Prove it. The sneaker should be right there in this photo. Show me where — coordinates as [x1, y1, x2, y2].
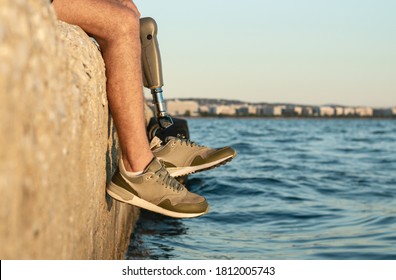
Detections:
[107, 157, 209, 218]
[150, 135, 237, 178]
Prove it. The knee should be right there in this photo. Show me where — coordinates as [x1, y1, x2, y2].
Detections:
[106, 8, 140, 42]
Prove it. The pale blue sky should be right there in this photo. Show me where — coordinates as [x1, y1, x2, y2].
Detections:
[135, 0, 396, 107]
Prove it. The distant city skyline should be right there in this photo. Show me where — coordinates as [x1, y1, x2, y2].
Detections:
[162, 97, 395, 108]
[137, 0, 395, 108]
[161, 98, 396, 118]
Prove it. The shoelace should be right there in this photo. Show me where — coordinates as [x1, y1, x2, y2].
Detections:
[154, 164, 184, 192]
[175, 134, 201, 147]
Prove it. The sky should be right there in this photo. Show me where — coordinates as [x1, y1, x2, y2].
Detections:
[135, 0, 396, 107]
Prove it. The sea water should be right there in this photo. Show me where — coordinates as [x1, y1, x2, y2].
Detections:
[126, 118, 396, 260]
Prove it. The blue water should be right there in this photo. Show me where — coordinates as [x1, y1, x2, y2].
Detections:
[126, 118, 396, 260]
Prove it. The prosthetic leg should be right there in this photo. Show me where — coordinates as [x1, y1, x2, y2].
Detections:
[139, 18, 235, 184]
[140, 18, 190, 144]
[140, 17, 173, 130]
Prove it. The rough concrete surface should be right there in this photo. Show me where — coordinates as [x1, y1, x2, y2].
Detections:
[0, 0, 141, 259]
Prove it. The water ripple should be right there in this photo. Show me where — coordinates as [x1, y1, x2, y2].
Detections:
[127, 119, 396, 260]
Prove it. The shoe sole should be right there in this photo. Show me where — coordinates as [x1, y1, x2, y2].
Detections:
[107, 183, 209, 219]
[167, 153, 236, 178]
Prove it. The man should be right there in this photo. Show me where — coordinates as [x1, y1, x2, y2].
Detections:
[51, 0, 236, 218]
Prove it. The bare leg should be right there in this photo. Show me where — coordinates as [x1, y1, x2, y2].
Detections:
[52, 0, 153, 172]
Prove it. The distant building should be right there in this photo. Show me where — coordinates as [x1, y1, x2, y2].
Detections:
[211, 105, 237, 115]
[320, 106, 335, 117]
[344, 107, 355, 116]
[273, 106, 283, 116]
[257, 105, 274, 116]
[334, 107, 344, 116]
[248, 105, 258, 115]
[301, 106, 313, 117]
[282, 106, 297, 117]
[198, 105, 210, 114]
[236, 106, 249, 116]
[256, 105, 283, 117]
[355, 107, 373, 117]
[312, 106, 321, 117]
[208, 106, 218, 115]
[294, 106, 303, 116]
[166, 100, 199, 116]
[373, 108, 393, 118]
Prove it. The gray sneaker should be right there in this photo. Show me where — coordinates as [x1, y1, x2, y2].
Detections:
[150, 135, 237, 178]
[107, 157, 209, 218]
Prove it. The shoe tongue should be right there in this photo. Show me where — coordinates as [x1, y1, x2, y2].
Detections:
[149, 136, 162, 150]
[144, 157, 163, 173]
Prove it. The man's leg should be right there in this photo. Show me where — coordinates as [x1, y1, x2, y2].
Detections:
[53, 0, 152, 172]
[52, 0, 209, 218]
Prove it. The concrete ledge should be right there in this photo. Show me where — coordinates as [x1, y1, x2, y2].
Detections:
[0, 0, 139, 259]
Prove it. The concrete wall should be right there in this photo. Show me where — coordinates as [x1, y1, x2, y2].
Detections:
[0, 0, 140, 259]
